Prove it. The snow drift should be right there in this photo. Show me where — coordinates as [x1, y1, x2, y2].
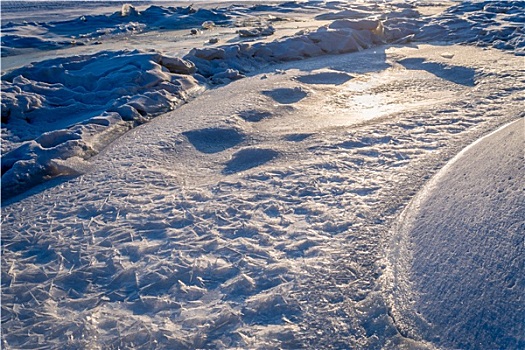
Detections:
[386, 118, 525, 349]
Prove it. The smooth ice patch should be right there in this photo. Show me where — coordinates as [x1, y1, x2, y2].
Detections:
[284, 133, 313, 142]
[223, 148, 279, 174]
[183, 127, 244, 154]
[262, 87, 308, 104]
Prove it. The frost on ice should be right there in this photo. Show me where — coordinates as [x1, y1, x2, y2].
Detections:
[1, 1, 525, 349]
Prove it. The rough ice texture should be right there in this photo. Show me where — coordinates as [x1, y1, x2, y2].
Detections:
[1, 2, 525, 347]
[416, 0, 525, 54]
[1, 50, 204, 200]
[184, 19, 385, 80]
[2, 42, 524, 349]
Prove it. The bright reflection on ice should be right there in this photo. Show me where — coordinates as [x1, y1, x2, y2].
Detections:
[350, 94, 395, 120]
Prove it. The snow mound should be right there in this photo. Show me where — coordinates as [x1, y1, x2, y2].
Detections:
[183, 127, 245, 154]
[263, 87, 309, 104]
[238, 109, 273, 123]
[386, 118, 525, 348]
[296, 71, 353, 85]
[238, 26, 276, 38]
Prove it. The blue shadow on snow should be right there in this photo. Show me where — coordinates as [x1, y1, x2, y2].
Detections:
[399, 58, 476, 86]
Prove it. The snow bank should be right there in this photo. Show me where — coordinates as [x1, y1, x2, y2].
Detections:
[184, 18, 385, 83]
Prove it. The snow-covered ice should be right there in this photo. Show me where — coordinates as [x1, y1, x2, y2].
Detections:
[1, 49, 205, 199]
[1, 1, 524, 349]
[385, 118, 525, 349]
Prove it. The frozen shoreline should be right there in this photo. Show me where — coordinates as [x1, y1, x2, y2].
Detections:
[1, 0, 422, 201]
[2, 1, 525, 349]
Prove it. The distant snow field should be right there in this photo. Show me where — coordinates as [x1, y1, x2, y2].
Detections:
[1, 1, 524, 349]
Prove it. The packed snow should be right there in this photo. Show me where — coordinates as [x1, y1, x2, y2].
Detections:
[1, 1, 524, 349]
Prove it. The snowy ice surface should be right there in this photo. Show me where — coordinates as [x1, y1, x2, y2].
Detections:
[1, 1, 525, 349]
[1, 0, 421, 200]
[3, 0, 524, 200]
